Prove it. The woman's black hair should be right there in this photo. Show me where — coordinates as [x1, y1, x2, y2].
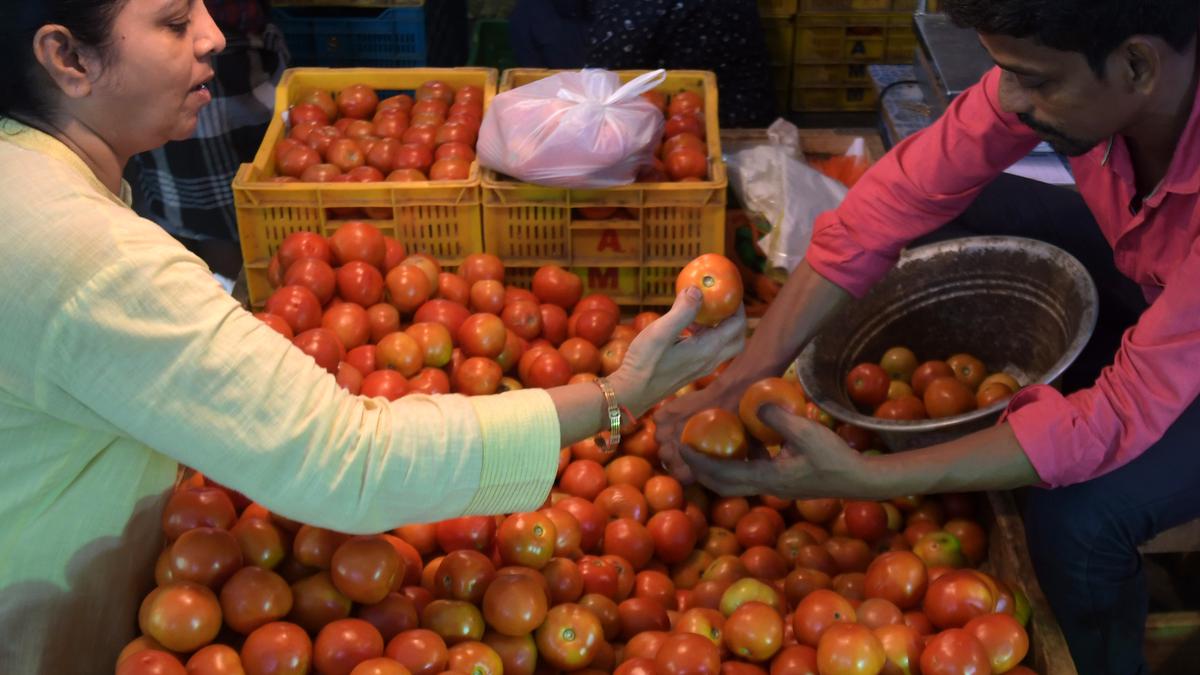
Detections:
[0, 1, 130, 121]
[944, 0, 1200, 76]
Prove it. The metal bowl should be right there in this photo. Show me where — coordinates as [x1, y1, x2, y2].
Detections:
[796, 236, 1098, 451]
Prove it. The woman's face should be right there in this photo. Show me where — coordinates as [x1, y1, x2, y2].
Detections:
[79, 0, 225, 155]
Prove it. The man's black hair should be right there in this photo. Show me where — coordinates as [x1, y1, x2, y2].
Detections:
[944, 0, 1200, 75]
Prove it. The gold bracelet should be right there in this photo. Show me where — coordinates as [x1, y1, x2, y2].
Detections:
[595, 377, 623, 447]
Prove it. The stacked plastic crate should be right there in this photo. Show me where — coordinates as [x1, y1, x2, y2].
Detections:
[791, 0, 936, 112]
[759, 0, 798, 115]
[271, 0, 428, 68]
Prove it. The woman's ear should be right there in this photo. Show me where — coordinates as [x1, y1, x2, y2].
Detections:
[31, 24, 103, 100]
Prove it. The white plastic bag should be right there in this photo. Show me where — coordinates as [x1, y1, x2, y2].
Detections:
[726, 119, 849, 273]
[477, 69, 666, 188]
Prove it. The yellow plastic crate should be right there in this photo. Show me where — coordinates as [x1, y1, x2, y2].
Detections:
[759, 0, 798, 15]
[795, 13, 890, 62]
[791, 83, 879, 111]
[762, 16, 796, 65]
[482, 69, 727, 307]
[793, 62, 872, 84]
[234, 67, 497, 309]
[801, 0, 937, 10]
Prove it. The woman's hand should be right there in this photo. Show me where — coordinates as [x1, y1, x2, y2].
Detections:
[607, 287, 746, 420]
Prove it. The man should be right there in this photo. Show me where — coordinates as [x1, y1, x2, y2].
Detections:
[656, 1, 1200, 672]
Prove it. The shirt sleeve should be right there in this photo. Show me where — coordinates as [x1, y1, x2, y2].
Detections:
[805, 67, 1041, 297]
[39, 222, 561, 534]
[1002, 234, 1200, 486]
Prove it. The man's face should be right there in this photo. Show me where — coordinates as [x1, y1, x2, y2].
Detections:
[980, 33, 1140, 156]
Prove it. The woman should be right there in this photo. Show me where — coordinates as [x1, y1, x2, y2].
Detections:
[0, 1, 745, 671]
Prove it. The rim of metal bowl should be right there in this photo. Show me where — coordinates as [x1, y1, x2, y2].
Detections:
[796, 236, 1100, 435]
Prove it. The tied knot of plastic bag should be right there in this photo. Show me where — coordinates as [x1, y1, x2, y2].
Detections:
[477, 69, 667, 188]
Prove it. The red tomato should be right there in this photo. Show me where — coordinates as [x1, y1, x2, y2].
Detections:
[456, 313, 505, 358]
[875, 395, 928, 421]
[361, 370, 409, 400]
[792, 589, 856, 647]
[724, 601, 784, 662]
[863, 551, 927, 611]
[239, 621, 313, 675]
[501, 300, 543, 341]
[435, 123, 477, 146]
[675, 254, 743, 326]
[384, 264, 432, 315]
[332, 536, 403, 605]
[384, 629, 448, 675]
[539, 303, 569, 345]
[278, 144, 321, 178]
[681, 409, 748, 460]
[965, 613, 1028, 672]
[669, 91, 704, 116]
[524, 350, 572, 389]
[283, 258, 337, 305]
[183, 643, 244, 674]
[602, 518, 655, 569]
[293, 328, 345, 374]
[139, 582, 223, 652]
[436, 515, 498, 553]
[403, 126, 441, 148]
[435, 142, 476, 162]
[355, 593, 419, 643]
[923, 376, 977, 418]
[413, 299, 471, 335]
[162, 487, 236, 540]
[922, 570, 996, 629]
[278, 231, 333, 273]
[266, 285, 324, 334]
[337, 84, 379, 119]
[166, 527, 243, 588]
[655, 632, 721, 675]
[665, 148, 708, 180]
[845, 363, 890, 409]
[647, 510, 698, 564]
[323, 302, 371, 350]
[379, 93, 415, 113]
[536, 603, 604, 670]
[664, 111, 705, 139]
[815, 622, 885, 675]
[482, 572, 549, 637]
[910, 361, 955, 397]
[569, 309, 617, 348]
[600, 338, 629, 374]
[469, 280, 506, 315]
[435, 272, 470, 306]
[842, 501, 888, 542]
[330, 222, 386, 269]
[376, 331, 423, 377]
[919, 628, 993, 675]
[738, 377, 806, 445]
[408, 367, 450, 395]
[458, 253, 504, 286]
[429, 157, 471, 180]
[325, 138, 365, 172]
[219, 566, 293, 635]
[298, 162, 342, 183]
[662, 132, 706, 158]
[387, 168, 427, 181]
[117, 649, 187, 675]
[556, 497, 606, 552]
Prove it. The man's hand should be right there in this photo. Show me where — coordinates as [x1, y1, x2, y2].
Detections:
[653, 380, 741, 485]
[680, 405, 877, 500]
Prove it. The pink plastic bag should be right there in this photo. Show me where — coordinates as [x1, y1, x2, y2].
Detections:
[477, 69, 666, 188]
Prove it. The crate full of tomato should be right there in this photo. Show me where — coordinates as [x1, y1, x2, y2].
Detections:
[234, 67, 498, 310]
[480, 69, 727, 309]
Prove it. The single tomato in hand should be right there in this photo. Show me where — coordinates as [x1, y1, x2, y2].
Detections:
[681, 409, 747, 460]
[675, 254, 742, 327]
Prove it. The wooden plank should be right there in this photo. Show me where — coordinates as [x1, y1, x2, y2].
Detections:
[1145, 612, 1200, 674]
[985, 491, 1079, 675]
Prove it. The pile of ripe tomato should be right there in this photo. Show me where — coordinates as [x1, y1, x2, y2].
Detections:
[119, 230, 1038, 675]
[636, 90, 710, 183]
[846, 349, 1023, 421]
[258, 220, 677, 399]
[273, 81, 482, 185]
